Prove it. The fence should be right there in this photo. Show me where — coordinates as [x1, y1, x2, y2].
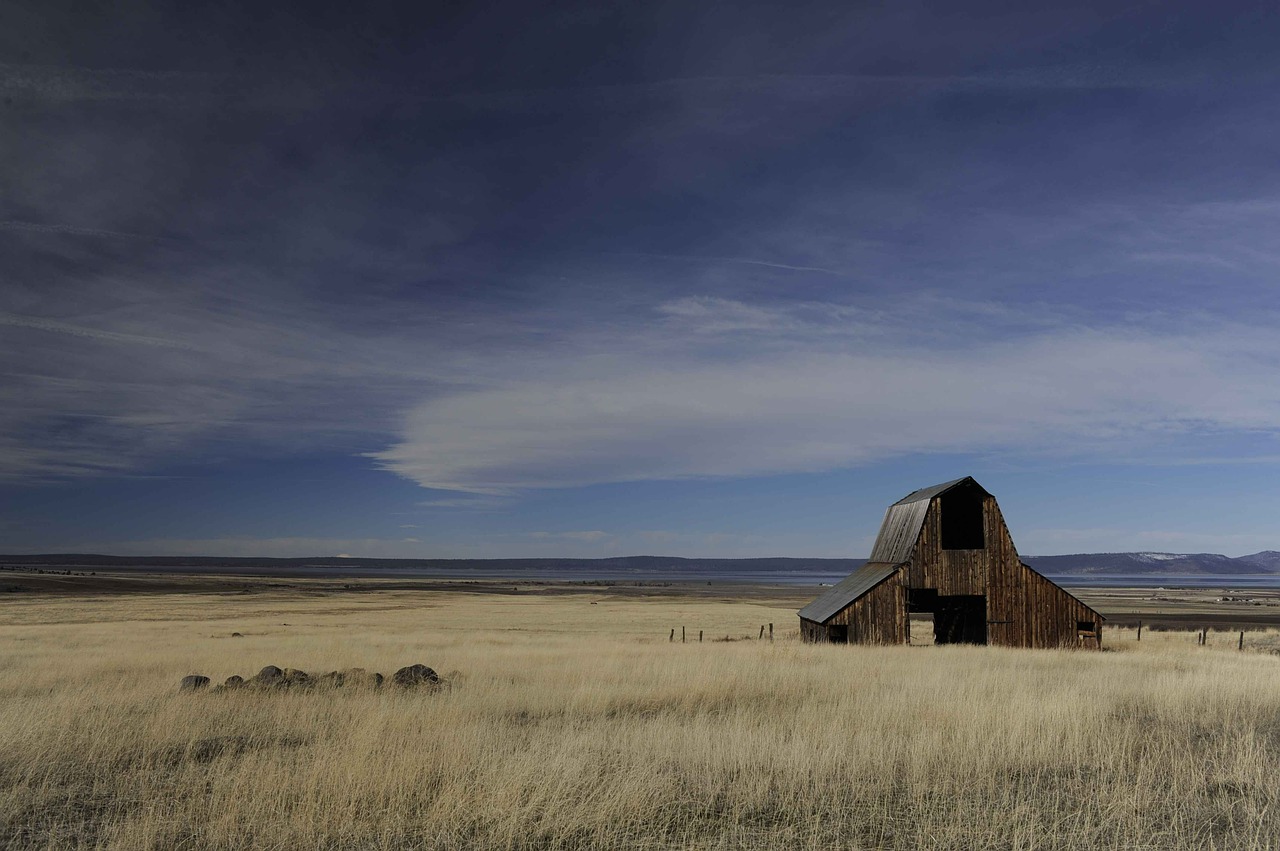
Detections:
[669, 623, 773, 642]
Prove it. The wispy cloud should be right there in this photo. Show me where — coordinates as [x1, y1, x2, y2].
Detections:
[1021, 527, 1280, 557]
[530, 530, 611, 542]
[0, 219, 161, 240]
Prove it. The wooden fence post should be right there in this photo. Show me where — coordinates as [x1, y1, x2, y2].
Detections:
[1137, 621, 1142, 641]
[699, 630, 703, 643]
[682, 626, 685, 644]
[769, 623, 774, 641]
[669, 628, 674, 642]
[1239, 631, 1245, 651]
[759, 625, 765, 639]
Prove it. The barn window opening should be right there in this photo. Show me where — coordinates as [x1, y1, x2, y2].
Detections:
[827, 624, 848, 643]
[940, 485, 985, 550]
[1077, 621, 1096, 633]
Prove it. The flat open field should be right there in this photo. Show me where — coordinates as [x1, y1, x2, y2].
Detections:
[5, 575, 1280, 849]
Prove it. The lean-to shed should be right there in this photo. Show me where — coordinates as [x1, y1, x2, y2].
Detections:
[799, 477, 1103, 649]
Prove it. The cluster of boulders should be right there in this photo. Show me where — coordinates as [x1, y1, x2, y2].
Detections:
[179, 664, 449, 693]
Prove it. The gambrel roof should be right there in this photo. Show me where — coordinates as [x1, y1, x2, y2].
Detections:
[800, 477, 993, 624]
[867, 477, 990, 564]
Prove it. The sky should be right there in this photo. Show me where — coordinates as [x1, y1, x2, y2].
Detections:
[3, 0, 1280, 559]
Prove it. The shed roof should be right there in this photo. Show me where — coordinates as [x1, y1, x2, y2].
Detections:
[797, 561, 901, 624]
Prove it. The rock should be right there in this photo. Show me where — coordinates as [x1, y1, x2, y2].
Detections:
[315, 671, 344, 688]
[223, 675, 244, 688]
[282, 668, 309, 687]
[180, 675, 210, 691]
[392, 664, 440, 688]
[248, 665, 284, 688]
[230, 632, 243, 637]
[342, 667, 383, 689]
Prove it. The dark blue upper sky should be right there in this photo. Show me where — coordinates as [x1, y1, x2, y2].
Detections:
[3, 1, 1280, 557]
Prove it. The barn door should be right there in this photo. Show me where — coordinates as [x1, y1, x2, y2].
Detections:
[934, 595, 987, 645]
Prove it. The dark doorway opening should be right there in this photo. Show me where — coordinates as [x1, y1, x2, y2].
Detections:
[941, 484, 985, 550]
[935, 595, 987, 644]
[907, 588, 988, 645]
[827, 624, 848, 643]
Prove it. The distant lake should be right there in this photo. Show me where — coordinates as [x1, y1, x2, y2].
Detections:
[42, 562, 1280, 589]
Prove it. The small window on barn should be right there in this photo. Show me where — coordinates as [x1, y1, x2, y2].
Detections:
[1077, 621, 1095, 633]
[940, 485, 985, 550]
[827, 624, 848, 643]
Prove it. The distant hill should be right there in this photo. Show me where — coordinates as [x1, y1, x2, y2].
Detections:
[2, 551, 1279, 577]
[0, 553, 864, 575]
[1022, 551, 1280, 576]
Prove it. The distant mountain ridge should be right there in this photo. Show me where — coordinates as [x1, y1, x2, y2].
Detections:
[1023, 551, 1280, 575]
[2, 551, 1279, 576]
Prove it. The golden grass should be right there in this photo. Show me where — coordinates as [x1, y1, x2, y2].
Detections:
[4, 588, 1280, 850]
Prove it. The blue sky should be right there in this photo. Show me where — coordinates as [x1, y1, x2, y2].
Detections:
[3, 1, 1279, 558]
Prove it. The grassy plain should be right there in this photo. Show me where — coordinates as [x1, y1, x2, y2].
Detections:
[4, 577, 1280, 850]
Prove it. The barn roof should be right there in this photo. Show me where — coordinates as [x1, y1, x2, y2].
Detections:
[867, 477, 991, 563]
[797, 561, 901, 624]
[891, 476, 990, 506]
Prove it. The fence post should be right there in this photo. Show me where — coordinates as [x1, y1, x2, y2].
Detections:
[669, 628, 674, 642]
[769, 623, 774, 642]
[699, 630, 703, 643]
[1239, 631, 1245, 651]
[759, 625, 765, 639]
[682, 626, 685, 644]
[1137, 621, 1142, 641]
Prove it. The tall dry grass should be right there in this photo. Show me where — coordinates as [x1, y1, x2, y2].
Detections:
[3, 590, 1280, 849]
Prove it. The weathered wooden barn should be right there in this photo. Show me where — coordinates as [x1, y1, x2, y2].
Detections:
[799, 477, 1103, 649]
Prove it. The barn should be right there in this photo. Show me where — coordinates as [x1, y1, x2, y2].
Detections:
[799, 477, 1103, 649]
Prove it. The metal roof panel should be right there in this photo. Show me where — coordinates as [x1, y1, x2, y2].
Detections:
[797, 561, 902, 623]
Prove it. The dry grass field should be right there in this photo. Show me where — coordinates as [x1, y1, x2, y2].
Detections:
[4, 582, 1280, 850]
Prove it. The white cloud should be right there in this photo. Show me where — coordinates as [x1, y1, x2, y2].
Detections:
[372, 310, 1280, 492]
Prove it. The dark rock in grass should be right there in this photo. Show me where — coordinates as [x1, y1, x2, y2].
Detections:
[248, 665, 284, 687]
[315, 668, 383, 689]
[223, 675, 245, 688]
[392, 664, 440, 688]
[230, 632, 243, 637]
[180, 675, 210, 691]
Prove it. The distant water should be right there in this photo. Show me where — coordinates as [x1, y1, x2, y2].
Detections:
[51, 563, 1280, 588]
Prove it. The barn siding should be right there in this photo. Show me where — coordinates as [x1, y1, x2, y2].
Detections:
[822, 569, 906, 645]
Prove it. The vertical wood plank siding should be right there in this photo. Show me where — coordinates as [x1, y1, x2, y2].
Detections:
[810, 488, 1102, 649]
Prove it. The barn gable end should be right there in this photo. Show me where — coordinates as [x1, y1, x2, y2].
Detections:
[799, 477, 1103, 649]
